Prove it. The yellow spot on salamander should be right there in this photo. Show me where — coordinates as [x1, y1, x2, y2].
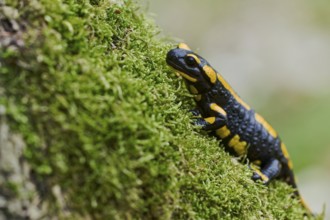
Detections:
[217, 73, 251, 110]
[187, 54, 201, 64]
[189, 85, 199, 94]
[210, 103, 227, 116]
[205, 117, 216, 124]
[178, 43, 191, 50]
[228, 134, 247, 155]
[281, 143, 293, 169]
[252, 160, 262, 166]
[254, 113, 277, 138]
[203, 65, 217, 84]
[216, 126, 231, 138]
[251, 164, 270, 182]
[176, 71, 197, 82]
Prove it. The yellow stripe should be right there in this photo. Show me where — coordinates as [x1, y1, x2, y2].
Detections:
[216, 126, 231, 138]
[210, 103, 227, 116]
[281, 143, 290, 159]
[281, 143, 293, 169]
[203, 65, 217, 84]
[228, 134, 247, 155]
[187, 54, 201, 64]
[217, 73, 250, 110]
[254, 169, 269, 182]
[254, 113, 277, 138]
[250, 163, 269, 182]
[300, 197, 312, 214]
[178, 43, 191, 50]
[176, 71, 197, 82]
[205, 117, 216, 124]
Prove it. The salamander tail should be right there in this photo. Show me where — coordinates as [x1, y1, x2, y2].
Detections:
[284, 166, 313, 215]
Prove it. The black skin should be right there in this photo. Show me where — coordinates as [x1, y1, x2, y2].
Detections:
[166, 45, 298, 192]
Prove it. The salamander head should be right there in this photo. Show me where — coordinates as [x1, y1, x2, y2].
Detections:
[166, 43, 218, 94]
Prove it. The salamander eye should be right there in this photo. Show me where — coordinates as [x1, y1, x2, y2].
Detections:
[185, 56, 198, 67]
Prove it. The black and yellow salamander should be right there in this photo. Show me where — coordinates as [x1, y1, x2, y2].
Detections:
[166, 43, 311, 213]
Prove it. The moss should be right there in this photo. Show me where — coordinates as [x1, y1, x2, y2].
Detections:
[0, 0, 322, 219]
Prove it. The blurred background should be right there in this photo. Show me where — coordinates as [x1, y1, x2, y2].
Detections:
[142, 0, 330, 217]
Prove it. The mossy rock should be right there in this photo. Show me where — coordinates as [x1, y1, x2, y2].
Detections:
[0, 0, 323, 219]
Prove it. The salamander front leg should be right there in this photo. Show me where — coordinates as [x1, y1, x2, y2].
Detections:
[251, 159, 281, 184]
[194, 116, 226, 131]
[190, 108, 201, 116]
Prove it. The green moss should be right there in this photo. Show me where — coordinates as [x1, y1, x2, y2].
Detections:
[0, 0, 322, 219]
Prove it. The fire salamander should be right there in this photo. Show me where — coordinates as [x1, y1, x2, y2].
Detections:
[166, 43, 311, 213]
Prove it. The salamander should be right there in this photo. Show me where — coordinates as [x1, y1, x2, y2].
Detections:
[166, 43, 311, 212]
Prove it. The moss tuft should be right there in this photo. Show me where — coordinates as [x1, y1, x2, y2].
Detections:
[0, 0, 321, 219]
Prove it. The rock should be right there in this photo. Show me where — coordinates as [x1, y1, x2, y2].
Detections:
[0, 106, 45, 219]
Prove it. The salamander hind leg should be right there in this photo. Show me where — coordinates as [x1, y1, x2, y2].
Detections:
[251, 158, 282, 184]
